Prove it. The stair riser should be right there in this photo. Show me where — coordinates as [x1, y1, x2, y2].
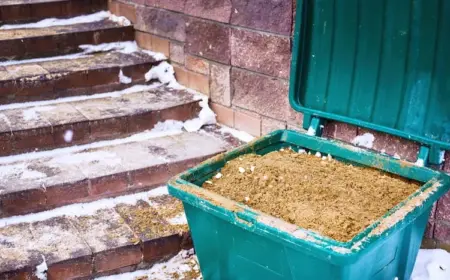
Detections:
[0, 0, 107, 25]
[0, 154, 215, 218]
[0, 62, 159, 104]
[0, 26, 134, 61]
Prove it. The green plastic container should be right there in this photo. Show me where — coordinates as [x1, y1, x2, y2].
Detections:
[169, 0, 450, 279]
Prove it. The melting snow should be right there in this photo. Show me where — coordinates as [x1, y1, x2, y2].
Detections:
[35, 256, 48, 280]
[0, 11, 113, 30]
[0, 11, 131, 30]
[184, 98, 217, 132]
[0, 187, 168, 228]
[412, 249, 450, 280]
[22, 106, 54, 121]
[167, 213, 188, 225]
[118, 70, 132, 84]
[351, 133, 375, 149]
[94, 250, 201, 280]
[145, 61, 177, 85]
[219, 126, 255, 143]
[152, 120, 185, 133]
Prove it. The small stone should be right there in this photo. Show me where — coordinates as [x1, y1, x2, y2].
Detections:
[322, 156, 327, 160]
[327, 154, 332, 161]
[298, 149, 306, 154]
[205, 180, 213, 184]
[244, 196, 250, 202]
[315, 152, 321, 158]
[215, 173, 223, 179]
[239, 167, 245, 173]
[250, 166, 255, 172]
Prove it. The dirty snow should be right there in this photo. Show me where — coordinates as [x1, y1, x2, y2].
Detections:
[0, 162, 47, 180]
[167, 213, 188, 225]
[95, 250, 201, 280]
[145, 61, 177, 85]
[0, 84, 161, 112]
[0, 187, 168, 228]
[34, 256, 48, 280]
[152, 120, 185, 133]
[412, 249, 450, 280]
[48, 150, 122, 166]
[351, 133, 375, 149]
[118, 70, 132, 84]
[184, 98, 217, 132]
[0, 11, 130, 30]
[219, 126, 255, 143]
[79, 41, 137, 55]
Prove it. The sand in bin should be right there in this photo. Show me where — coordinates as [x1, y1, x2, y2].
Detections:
[202, 149, 421, 242]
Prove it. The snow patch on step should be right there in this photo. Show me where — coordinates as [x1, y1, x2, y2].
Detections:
[351, 133, 375, 149]
[184, 98, 217, 132]
[118, 70, 132, 84]
[218, 126, 255, 143]
[0, 186, 168, 228]
[94, 249, 201, 280]
[0, 84, 161, 112]
[0, 11, 129, 30]
[22, 106, 54, 121]
[412, 249, 450, 280]
[145, 61, 177, 85]
[0, 52, 89, 67]
[35, 256, 48, 280]
[0, 162, 47, 180]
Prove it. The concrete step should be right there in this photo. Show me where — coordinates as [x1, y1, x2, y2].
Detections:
[0, 0, 107, 25]
[0, 186, 193, 279]
[0, 126, 239, 218]
[0, 50, 163, 104]
[0, 85, 202, 155]
[0, 20, 134, 61]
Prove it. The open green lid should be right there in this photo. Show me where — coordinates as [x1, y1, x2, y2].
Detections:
[289, 0, 450, 162]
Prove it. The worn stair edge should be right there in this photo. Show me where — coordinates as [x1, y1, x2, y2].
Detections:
[0, 51, 164, 104]
[0, 127, 238, 218]
[0, 0, 107, 25]
[0, 20, 134, 61]
[0, 187, 192, 279]
[0, 86, 202, 156]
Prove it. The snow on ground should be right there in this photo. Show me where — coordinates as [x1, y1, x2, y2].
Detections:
[218, 126, 255, 143]
[0, 186, 168, 228]
[352, 132, 375, 149]
[95, 249, 201, 280]
[412, 249, 450, 280]
[118, 70, 132, 84]
[0, 11, 130, 30]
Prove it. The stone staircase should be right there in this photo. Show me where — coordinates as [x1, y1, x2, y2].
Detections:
[0, 1, 243, 279]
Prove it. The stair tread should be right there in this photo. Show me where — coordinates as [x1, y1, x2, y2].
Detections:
[0, 126, 236, 213]
[0, 19, 126, 40]
[1, 0, 66, 6]
[0, 86, 202, 134]
[0, 187, 189, 278]
[0, 51, 158, 81]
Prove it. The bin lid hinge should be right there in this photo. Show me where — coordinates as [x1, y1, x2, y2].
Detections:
[416, 145, 445, 167]
[305, 115, 324, 137]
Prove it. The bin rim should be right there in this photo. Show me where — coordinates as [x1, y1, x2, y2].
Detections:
[168, 130, 450, 264]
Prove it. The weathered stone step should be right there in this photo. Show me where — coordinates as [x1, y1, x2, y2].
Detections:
[0, 20, 134, 61]
[0, 127, 235, 218]
[0, 187, 192, 279]
[0, 51, 163, 104]
[0, 85, 202, 156]
[0, 0, 107, 25]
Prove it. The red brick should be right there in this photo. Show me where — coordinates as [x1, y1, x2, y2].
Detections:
[94, 245, 142, 273]
[210, 103, 234, 127]
[108, 1, 120, 14]
[143, 234, 183, 263]
[0, 5, 31, 24]
[173, 65, 189, 87]
[89, 173, 129, 197]
[231, 28, 291, 78]
[185, 55, 210, 75]
[0, 134, 13, 156]
[185, 0, 232, 23]
[45, 180, 90, 208]
[0, 189, 46, 216]
[145, 0, 186, 12]
[231, 0, 293, 35]
[136, 7, 186, 41]
[425, 219, 435, 239]
[234, 110, 261, 137]
[135, 30, 153, 50]
[434, 221, 450, 244]
[52, 122, 90, 146]
[129, 164, 170, 189]
[127, 111, 160, 134]
[170, 42, 185, 64]
[159, 102, 201, 122]
[210, 63, 231, 106]
[436, 191, 450, 221]
[262, 117, 286, 135]
[323, 122, 358, 143]
[444, 152, 450, 173]
[231, 68, 290, 120]
[187, 71, 209, 95]
[47, 256, 92, 280]
[116, 1, 137, 23]
[186, 18, 231, 64]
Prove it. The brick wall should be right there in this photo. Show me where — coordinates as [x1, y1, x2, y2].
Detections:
[109, 0, 450, 249]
